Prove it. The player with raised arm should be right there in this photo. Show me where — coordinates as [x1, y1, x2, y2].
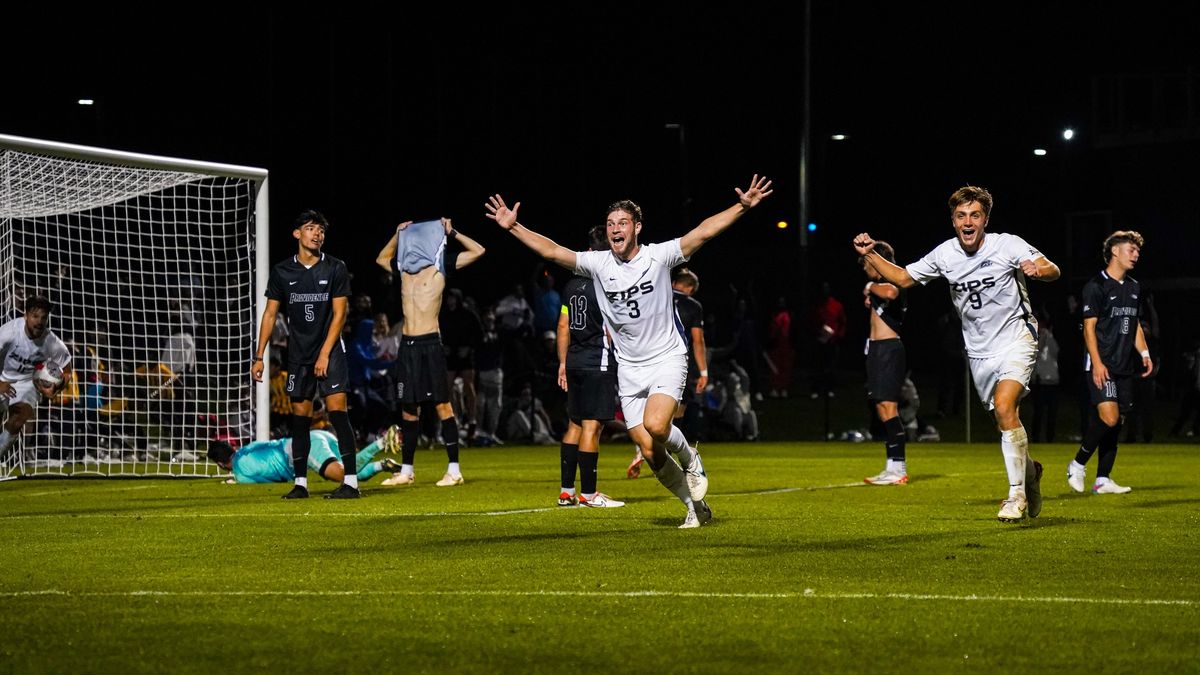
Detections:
[0, 296, 72, 457]
[486, 175, 773, 528]
[859, 241, 910, 485]
[853, 185, 1059, 521]
[375, 217, 485, 488]
[252, 210, 360, 499]
[1067, 231, 1151, 495]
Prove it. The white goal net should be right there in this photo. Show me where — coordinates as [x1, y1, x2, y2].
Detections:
[0, 134, 269, 478]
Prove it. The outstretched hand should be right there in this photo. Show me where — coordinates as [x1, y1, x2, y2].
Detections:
[485, 195, 520, 230]
[735, 175, 774, 209]
[852, 233, 877, 257]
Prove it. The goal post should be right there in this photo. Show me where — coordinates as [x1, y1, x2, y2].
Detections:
[0, 133, 270, 478]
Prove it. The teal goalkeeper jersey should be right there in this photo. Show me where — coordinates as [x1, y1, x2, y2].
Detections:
[231, 439, 293, 483]
[230, 431, 338, 483]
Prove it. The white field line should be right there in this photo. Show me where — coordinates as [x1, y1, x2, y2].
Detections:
[24, 484, 158, 497]
[0, 507, 562, 520]
[0, 588, 1192, 607]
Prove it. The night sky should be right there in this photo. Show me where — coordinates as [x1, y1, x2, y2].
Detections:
[5, 4, 1199, 368]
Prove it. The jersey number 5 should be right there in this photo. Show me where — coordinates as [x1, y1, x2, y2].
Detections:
[304, 304, 315, 322]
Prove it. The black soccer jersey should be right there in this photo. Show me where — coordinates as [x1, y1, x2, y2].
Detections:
[563, 275, 616, 371]
[869, 286, 907, 334]
[1081, 271, 1141, 376]
[673, 291, 704, 377]
[266, 253, 352, 364]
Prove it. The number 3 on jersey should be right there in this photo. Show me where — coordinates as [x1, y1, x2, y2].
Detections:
[626, 299, 641, 318]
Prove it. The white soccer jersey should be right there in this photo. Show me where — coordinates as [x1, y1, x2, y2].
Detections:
[905, 232, 1040, 358]
[0, 317, 71, 382]
[575, 239, 689, 366]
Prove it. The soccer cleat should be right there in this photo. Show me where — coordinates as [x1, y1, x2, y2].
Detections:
[997, 495, 1027, 522]
[557, 491, 578, 507]
[1066, 462, 1087, 493]
[579, 492, 625, 508]
[694, 499, 713, 525]
[381, 472, 414, 486]
[380, 425, 402, 454]
[626, 454, 643, 479]
[678, 510, 701, 529]
[1093, 478, 1132, 494]
[685, 450, 708, 502]
[324, 484, 361, 499]
[381, 458, 403, 473]
[436, 473, 465, 487]
[281, 485, 309, 500]
[1026, 460, 1044, 518]
[864, 470, 909, 485]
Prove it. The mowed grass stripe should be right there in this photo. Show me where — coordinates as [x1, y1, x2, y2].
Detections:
[4, 588, 1194, 606]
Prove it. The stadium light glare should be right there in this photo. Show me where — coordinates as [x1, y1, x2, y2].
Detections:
[1033, 148, 1048, 156]
[1062, 128, 1075, 141]
[776, 221, 789, 230]
[77, 99, 94, 106]
[830, 134, 848, 141]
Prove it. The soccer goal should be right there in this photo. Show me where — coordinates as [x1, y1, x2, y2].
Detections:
[0, 134, 270, 478]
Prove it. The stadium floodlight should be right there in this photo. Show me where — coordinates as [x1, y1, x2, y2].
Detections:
[77, 99, 94, 106]
[1062, 128, 1075, 140]
[0, 134, 269, 479]
[1033, 148, 1048, 156]
[830, 134, 848, 141]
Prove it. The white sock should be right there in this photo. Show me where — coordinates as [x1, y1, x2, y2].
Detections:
[401, 464, 415, 476]
[664, 425, 695, 471]
[651, 453, 693, 507]
[561, 487, 576, 496]
[0, 429, 13, 454]
[447, 462, 461, 476]
[1000, 427, 1029, 498]
[888, 459, 907, 475]
[294, 476, 308, 488]
[1070, 460, 1085, 472]
[343, 475, 358, 489]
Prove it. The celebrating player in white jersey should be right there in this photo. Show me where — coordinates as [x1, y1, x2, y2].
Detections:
[0, 295, 72, 457]
[853, 185, 1060, 522]
[486, 175, 773, 528]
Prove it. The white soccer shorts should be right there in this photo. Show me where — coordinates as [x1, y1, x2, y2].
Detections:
[968, 332, 1037, 411]
[0, 379, 43, 414]
[617, 354, 688, 429]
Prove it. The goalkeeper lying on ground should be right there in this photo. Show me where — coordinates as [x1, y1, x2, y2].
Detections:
[208, 427, 401, 485]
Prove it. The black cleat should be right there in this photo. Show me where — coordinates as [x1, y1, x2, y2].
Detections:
[324, 484, 361, 499]
[282, 485, 309, 500]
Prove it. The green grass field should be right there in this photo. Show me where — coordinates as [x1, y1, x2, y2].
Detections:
[2, 441, 1197, 674]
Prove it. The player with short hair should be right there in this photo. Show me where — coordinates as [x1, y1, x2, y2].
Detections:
[0, 295, 72, 456]
[487, 175, 773, 528]
[859, 241, 910, 485]
[374, 217, 485, 488]
[853, 185, 1059, 521]
[1067, 230, 1151, 495]
[252, 210, 360, 499]
[556, 225, 624, 508]
[207, 426, 402, 485]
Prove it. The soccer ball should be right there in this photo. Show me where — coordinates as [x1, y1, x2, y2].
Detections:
[33, 365, 63, 388]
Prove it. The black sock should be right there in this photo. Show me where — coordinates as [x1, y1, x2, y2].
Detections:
[560, 442, 579, 489]
[1074, 411, 1108, 466]
[440, 417, 460, 464]
[579, 451, 599, 495]
[290, 414, 312, 479]
[883, 416, 906, 462]
[328, 410, 357, 476]
[1096, 420, 1123, 478]
[401, 419, 420, 466]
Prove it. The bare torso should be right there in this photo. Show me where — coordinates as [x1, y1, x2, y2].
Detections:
[400, 266, 445, 336]
[868, 308, 899, 341]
